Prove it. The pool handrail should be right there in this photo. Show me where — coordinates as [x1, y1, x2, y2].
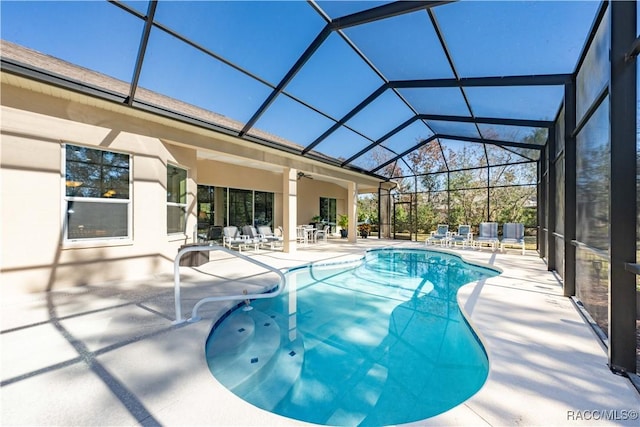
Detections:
[173, 244, 286, 324]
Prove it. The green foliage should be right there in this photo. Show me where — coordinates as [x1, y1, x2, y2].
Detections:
[416, 203, 436, 233]
[393, 204, 410, 233]
[357, 194, 378, 224]
[391, 129, 542, 234]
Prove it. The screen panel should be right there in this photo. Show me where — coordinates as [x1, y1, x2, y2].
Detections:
[1, 1, 143, 92]
[137, 27, 273, 129]
[153, 1, 324, 86]
[434, 1, 601, 77]
[343, 9, 454, 80]
[285, 32, 384, 119]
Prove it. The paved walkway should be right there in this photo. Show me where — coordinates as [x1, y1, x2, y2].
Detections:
[1, 239, 639, 426]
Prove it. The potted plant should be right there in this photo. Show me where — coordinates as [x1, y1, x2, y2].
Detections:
[311, 215, 323, 228]
[358, 223, 371, 238]
[338, 214, 349, 238]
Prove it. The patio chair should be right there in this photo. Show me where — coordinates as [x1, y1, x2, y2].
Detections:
[241, 225, 266, 250]
[425, 224, 449, 246]
[257, 225, 284, 249]
[474, 222, 499, 251]
[296, 226, 311, 244]
[500, 223, 526, 255]
[450, 225, 473, 249]
[304, 224, 317, 243]
[223, 226, 254, 252]
[314, 225, 331, 242]
[200, 225, 223, 244]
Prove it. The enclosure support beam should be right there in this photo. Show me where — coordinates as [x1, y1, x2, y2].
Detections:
[348, 181, 358, 243]
[563, 81, 577, 297]
[332, 1, 451, 30]
[537, 147, 546, 259]
[547, 129, 557, 270]
[126, 0, 157, 106]
[608, 0, 637, 374]
[282, 168, 298, 253]
[486, 157, 490, 222]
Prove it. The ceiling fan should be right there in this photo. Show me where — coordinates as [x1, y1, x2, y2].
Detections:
[297, 171, 313, 180]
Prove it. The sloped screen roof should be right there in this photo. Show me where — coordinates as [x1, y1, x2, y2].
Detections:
[0, 0, 603, 180]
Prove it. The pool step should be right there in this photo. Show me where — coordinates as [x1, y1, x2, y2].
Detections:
[206, 311, 255, 357]
[206, 307, 305, 411]
[236, 334, 304, 411]
[207, 309, 281, 390]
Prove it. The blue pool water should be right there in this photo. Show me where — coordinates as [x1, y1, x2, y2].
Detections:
[205, 248, 499, 426]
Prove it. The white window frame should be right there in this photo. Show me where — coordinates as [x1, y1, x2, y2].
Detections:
[62, 143, 132, 243]
[167, 164, 188, 235]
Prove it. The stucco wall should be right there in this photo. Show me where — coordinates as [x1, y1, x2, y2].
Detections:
[196, 160, 351, 229]
[296, 178, 346, 227]
[0, 82, 359, 294]
[196, 160, 348, 231]
[1, 104, 201, 294]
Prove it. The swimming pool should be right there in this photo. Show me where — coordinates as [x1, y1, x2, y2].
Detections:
[205, 248, 499, 426]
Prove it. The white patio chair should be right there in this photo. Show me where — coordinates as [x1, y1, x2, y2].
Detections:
[223, 226, 251, 252]
[241, 225, 266, 250]
[425, 224, 449, 246]
[296, 226, 308, 245]
[314, 225, 330, 242]
[474, 222, 499, 251]
[450, 225, 473, 249]
[257, 225, 284, 249]
[500, 223, 526, 255]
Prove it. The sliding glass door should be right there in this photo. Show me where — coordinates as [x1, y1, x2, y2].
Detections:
[199, 185, 275, 229]
[254, 191, 274, 227]
[228, 188, 252, 227]
[320, 197, 337, 232]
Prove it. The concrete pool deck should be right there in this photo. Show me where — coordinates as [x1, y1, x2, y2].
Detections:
[1, 238, 639, 426]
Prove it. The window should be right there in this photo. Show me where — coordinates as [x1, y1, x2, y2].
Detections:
[167, 165, 187, 234]
[64, 144, 130, 240]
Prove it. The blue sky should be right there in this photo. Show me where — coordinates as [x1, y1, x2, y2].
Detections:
[1, 1, 604, 170]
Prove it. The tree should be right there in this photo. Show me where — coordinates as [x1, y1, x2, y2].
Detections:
[407, 140, 446, 198]
[357, 194, 378, 225]
[388, 129, 545, 238]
